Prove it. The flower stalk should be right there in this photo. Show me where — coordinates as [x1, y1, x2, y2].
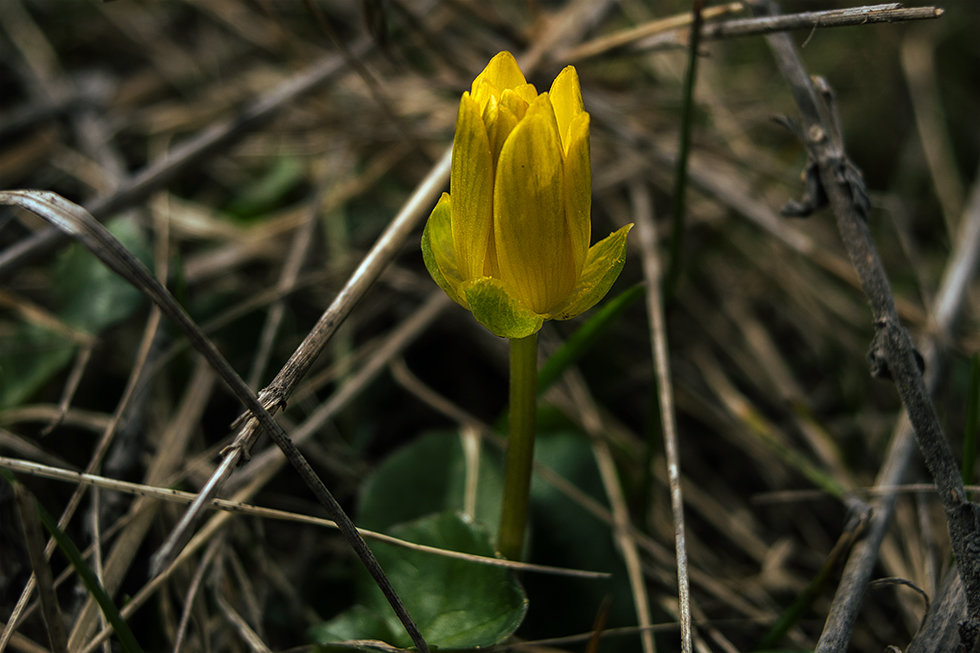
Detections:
[497, 333, 539, 561]
[421, 51, 632, 562]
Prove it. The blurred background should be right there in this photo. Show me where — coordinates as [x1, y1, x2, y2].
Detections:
[1, 1, 978, 651]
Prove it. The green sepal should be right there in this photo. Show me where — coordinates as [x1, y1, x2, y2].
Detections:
[464, 277, 543, 338]
[421, 192, 465, 307]
[550, 223, 633, 320]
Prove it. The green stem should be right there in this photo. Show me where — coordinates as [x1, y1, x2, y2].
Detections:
[664, 0, 704, 303]
[498, 333, 539, 561]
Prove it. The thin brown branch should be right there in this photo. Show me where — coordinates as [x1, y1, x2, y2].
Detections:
[561, 2, 743, 62]
[703, 3, 943, 38]
[564, 2, 942, 60]
[633, 3, 944, 53]
[0, 454, 608, 579]
[829, 169, 980, 653]
[0, 190, 431, 653]
[747, 1, 980, 650]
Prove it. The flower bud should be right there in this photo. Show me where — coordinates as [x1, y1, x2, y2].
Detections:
[422, 51, 631, 338]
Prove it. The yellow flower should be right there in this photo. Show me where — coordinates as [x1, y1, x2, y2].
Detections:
[422, 51, 632, 338]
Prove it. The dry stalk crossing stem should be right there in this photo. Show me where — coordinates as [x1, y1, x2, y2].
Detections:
[0, 190, 431, 653]
[748, 1, 980, 648]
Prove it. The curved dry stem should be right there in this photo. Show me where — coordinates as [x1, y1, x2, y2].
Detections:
[0, 190, 432, 653]
[632, 179, 692, 652]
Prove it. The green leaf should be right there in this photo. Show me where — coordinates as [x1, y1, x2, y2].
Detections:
[551, 223, 633, 320]
[313, 512, 527, 650]
[0, 325, 74, 410]
[223, 156, 306, 220]
[315, 434, 524, 649]
[311, 605, 398, 647]
[0, 218, 149, 408]
[358, 431, 504, 540]
[53, 217, 149, 331]
[522, 430, 636, 632]
[464, 277, 543, 339]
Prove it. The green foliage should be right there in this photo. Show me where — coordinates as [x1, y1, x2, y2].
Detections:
[312, 432, 525, 649]
[223, 157, 307, 220]
[312, 512, 526, 649]
[313, 425, 637, 649]
[0, 325, 72, 411]
[0, 218, 149, 408]
[357, 431, 504, 537]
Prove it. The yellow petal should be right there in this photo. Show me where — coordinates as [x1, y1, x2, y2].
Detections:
[486, 89, 526, 164]
[499, 88, 530, 121]
[493, 93, 576, 314]
[563, 111, 591, 277]
[471, 78, 498, 112]
[514, 82, 539, 105]
[472, 51, 527, 95]
[480, 95, 498, 143]
[549, 65, 584, 152]
[450, 92, 494, 282]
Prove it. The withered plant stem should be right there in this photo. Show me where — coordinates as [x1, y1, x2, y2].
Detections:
[0, 190, 432, 653]
[748, 1, 980, 650]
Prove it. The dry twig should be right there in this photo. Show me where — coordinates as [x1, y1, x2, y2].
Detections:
[0, 190, 431, 653]
[633, 179, 692, 653]
[748, 1, 980, 649]
[633, 3, 943, 53]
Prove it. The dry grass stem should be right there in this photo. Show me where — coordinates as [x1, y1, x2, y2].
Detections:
[1, 1, 974, 650]
[567, 371, 658, 653]
[633, 179, 692, 652]
[0, 455, 608, 579]
[11, 483, 66, 653]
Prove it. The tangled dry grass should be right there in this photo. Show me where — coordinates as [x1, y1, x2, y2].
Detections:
[1, 1, 979, 652]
